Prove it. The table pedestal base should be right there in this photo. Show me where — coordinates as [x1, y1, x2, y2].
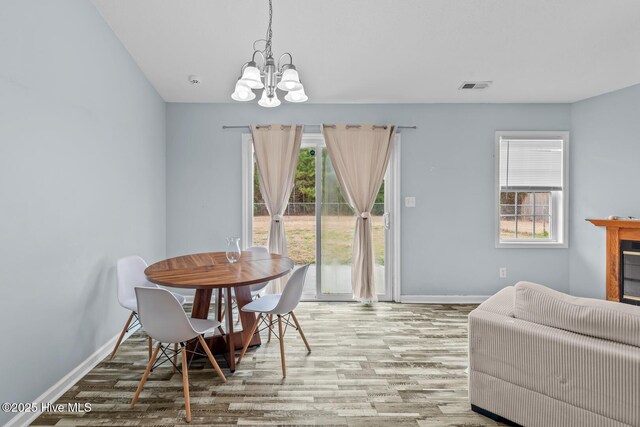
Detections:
[189, 286, 261, 372]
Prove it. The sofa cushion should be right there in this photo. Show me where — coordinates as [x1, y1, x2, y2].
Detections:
[476, 286, 515, 317]
[514, 281, 640, 348]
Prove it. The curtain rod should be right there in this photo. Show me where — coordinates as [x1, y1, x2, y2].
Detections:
[222, 125, 417, 130]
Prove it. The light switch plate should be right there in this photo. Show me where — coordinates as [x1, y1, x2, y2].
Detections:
[405, 197, 416, 208]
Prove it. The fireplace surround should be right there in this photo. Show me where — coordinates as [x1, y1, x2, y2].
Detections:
[588, 219, 640, 304]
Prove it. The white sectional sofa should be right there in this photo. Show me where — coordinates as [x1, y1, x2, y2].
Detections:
[468, 282, 640, 427]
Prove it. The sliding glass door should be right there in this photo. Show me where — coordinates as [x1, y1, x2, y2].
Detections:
[244, 133, 398, 301]
[319, 146, 387, 297]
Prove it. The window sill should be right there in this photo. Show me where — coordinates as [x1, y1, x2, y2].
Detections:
[496, 241, 568, 249]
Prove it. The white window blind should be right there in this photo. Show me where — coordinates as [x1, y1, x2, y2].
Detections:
[499, 138, 563, 191]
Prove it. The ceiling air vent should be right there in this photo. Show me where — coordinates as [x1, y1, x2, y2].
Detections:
[459, 81, 492, 90]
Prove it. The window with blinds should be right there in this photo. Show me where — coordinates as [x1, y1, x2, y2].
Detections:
[499, 139, 563, 191]
[495, 132, 569, 247]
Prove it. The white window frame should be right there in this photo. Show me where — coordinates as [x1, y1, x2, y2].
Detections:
[495, 131, 569, 249]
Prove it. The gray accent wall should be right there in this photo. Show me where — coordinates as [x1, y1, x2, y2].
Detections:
[570, 84, 640, 298]
[0, 1, 166, 422]
[166, 103, 572, 297]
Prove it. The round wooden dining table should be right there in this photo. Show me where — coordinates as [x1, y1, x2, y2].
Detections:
[144, 251, 293, 371]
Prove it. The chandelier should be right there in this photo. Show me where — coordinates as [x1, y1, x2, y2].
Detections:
[230, 0, 307, 107]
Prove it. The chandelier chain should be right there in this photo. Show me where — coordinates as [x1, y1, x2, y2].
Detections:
[265, 0, 273, 58]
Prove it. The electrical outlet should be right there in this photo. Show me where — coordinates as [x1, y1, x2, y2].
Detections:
[499, 267, 507, 279]
[405, 197, 416, 208]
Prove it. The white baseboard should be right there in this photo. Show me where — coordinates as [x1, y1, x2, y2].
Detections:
[4, 324, 140, 427]
[399, 295, 489, 304]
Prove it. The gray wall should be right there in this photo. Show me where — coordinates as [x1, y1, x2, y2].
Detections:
[570, 84, 640, 298]
[0, 1, 166, 422]
[166, 103, 572, 296]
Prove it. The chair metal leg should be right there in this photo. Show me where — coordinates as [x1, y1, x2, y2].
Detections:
[268, 314, 273, 342]
[278, 315, 286, 377]
[181, 345, 191, 423]
[236, 313, 262, 365]
[131, 343, 161, 407]
[111, 311, 135, 360]
[290, 311, 311, 353]
[197, 335, 227, 382]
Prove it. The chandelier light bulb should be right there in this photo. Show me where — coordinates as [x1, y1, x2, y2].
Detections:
[284, 86, 308, 103]
[277, 68, 302, 92]
[231, 81, 256, 101]
[258, 90, 281, 108]
[239, 65, 264, 89]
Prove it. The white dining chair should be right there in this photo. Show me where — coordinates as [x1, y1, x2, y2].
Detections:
[111, 256, 186, 360]
[236, 264, 311, 377]
[130, 287, 226, 423]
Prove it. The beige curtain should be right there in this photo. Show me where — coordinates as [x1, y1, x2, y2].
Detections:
[322, 124, 396, 302]
[252, 124, 303, 293]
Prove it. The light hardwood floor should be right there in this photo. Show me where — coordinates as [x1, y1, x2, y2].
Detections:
[33, 302, 504, 426]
